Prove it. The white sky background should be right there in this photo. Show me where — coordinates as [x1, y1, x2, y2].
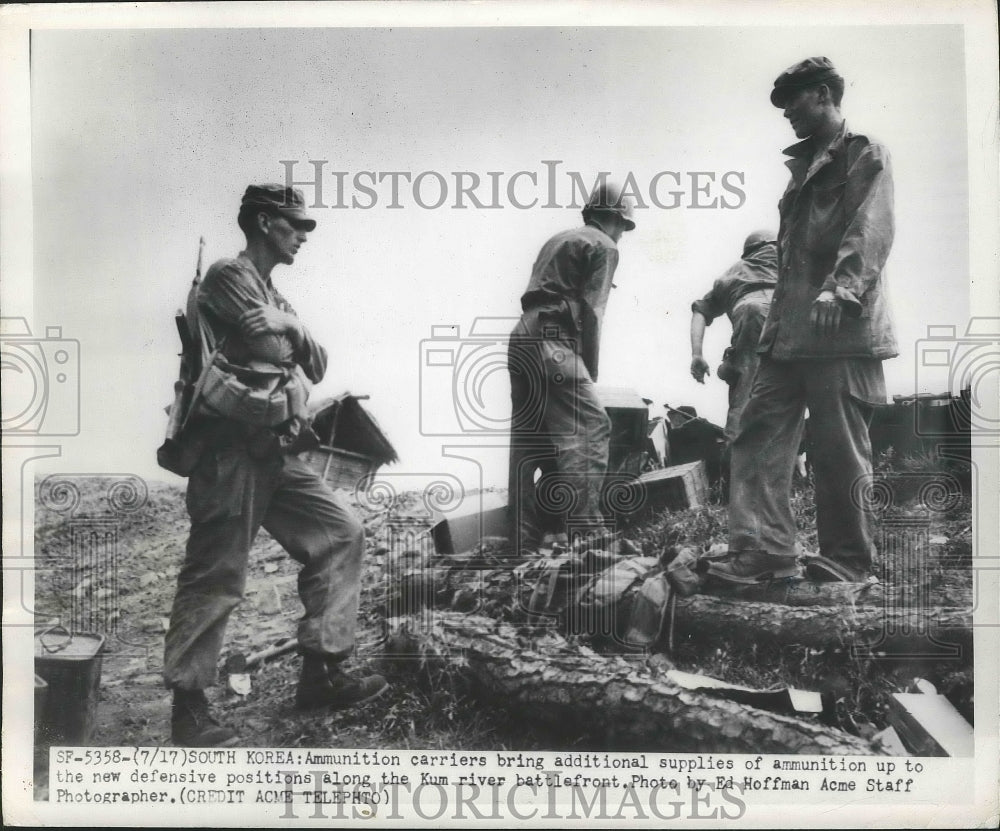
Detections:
[28, 24, 970, 489]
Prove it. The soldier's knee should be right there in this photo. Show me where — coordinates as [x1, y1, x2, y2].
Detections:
[321, 509, 364, 551]
[346, 513, 364, 545]
[591, 407, 612, 441]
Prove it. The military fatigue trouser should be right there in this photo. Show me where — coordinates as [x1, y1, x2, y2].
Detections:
[728, 356, 885, 571]
[507, 317, 611, 554]
[721, 292, 772, 443]
[163, 441, 364, 690]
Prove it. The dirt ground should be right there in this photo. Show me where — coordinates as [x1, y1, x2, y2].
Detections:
[31, 477, 540, 799]
[32, 471, 974, 798]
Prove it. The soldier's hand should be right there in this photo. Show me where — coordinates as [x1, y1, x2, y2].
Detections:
[810, 290, 842, 337]
[691, 356, 710, 383]
[239, 305, 298, 339]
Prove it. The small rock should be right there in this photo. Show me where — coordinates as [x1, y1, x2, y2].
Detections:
[257, 585, 283, 615]
[451, 588, 479, 613]
[227, 673, 252, 696]
[929, 535, 948, 546]
[263, 562, 279, 574]
[139, 572, 159, 588]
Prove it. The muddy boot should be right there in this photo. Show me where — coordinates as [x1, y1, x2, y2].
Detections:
[295, 653, 388, 711]
[171, 689, 239, 747]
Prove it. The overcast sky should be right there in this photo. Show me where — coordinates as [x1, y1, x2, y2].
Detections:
[24, 22, 973, 490]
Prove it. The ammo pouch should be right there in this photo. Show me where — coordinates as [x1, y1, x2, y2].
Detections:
[196, 356, 311, 428]
[717, 347, 740, 386]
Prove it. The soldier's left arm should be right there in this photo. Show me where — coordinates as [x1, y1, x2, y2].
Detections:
[820, 141, 895, 316]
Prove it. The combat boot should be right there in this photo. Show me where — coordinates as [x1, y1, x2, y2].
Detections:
[706, 550, 802, 584]
[171, 689, 239, 747]
[295, 653, 388, 711]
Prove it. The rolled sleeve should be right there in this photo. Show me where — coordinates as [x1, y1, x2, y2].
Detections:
[199, 261, 266, 326]
[691, 284, 724, 324]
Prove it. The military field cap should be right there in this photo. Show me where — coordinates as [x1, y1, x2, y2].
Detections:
[770, 56, 842, 108]
[241, 184, 316, 231]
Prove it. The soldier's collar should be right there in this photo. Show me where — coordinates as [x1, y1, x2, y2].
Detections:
[782, 120, 849, 158]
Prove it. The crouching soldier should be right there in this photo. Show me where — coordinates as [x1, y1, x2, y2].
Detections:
[162, 184, 387, 747]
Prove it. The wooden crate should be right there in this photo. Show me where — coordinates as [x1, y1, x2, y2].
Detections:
[635, 460, 709, 511]
[301, 446, 379, 493]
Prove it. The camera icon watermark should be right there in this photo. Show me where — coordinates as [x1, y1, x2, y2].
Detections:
[915, 318, 999, 437]
[419, 317, 582, 438]
[0, 317, 80, 436]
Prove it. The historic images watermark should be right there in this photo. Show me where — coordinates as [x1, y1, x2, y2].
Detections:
[280, 161, 748, 212]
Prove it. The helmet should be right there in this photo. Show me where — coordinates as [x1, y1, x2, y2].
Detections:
[742, 229, 776, 256]
[583, 182, 636, 230]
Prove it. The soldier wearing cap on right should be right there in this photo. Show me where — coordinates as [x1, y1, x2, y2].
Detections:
[710, 57, 897, 584]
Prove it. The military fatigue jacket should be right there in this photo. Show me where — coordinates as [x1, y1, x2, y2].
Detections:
[199, 255, 328, 384]
[519, 224, 619, 380]
[759, 123, 898, 360]
[692, 241, 779, 325]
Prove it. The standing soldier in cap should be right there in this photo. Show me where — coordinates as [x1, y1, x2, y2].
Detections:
[689, 230, 779, 446]
[710, 57, 897, 584]
[507, 182, 635, 556]
[163, 184, 387, 747]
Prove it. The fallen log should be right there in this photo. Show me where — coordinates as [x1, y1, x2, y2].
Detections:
[671, 594, 973, 656]
[383, 561, 973, 656]
[385, 612, 880, 755]
[701, 571, 972, 609]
